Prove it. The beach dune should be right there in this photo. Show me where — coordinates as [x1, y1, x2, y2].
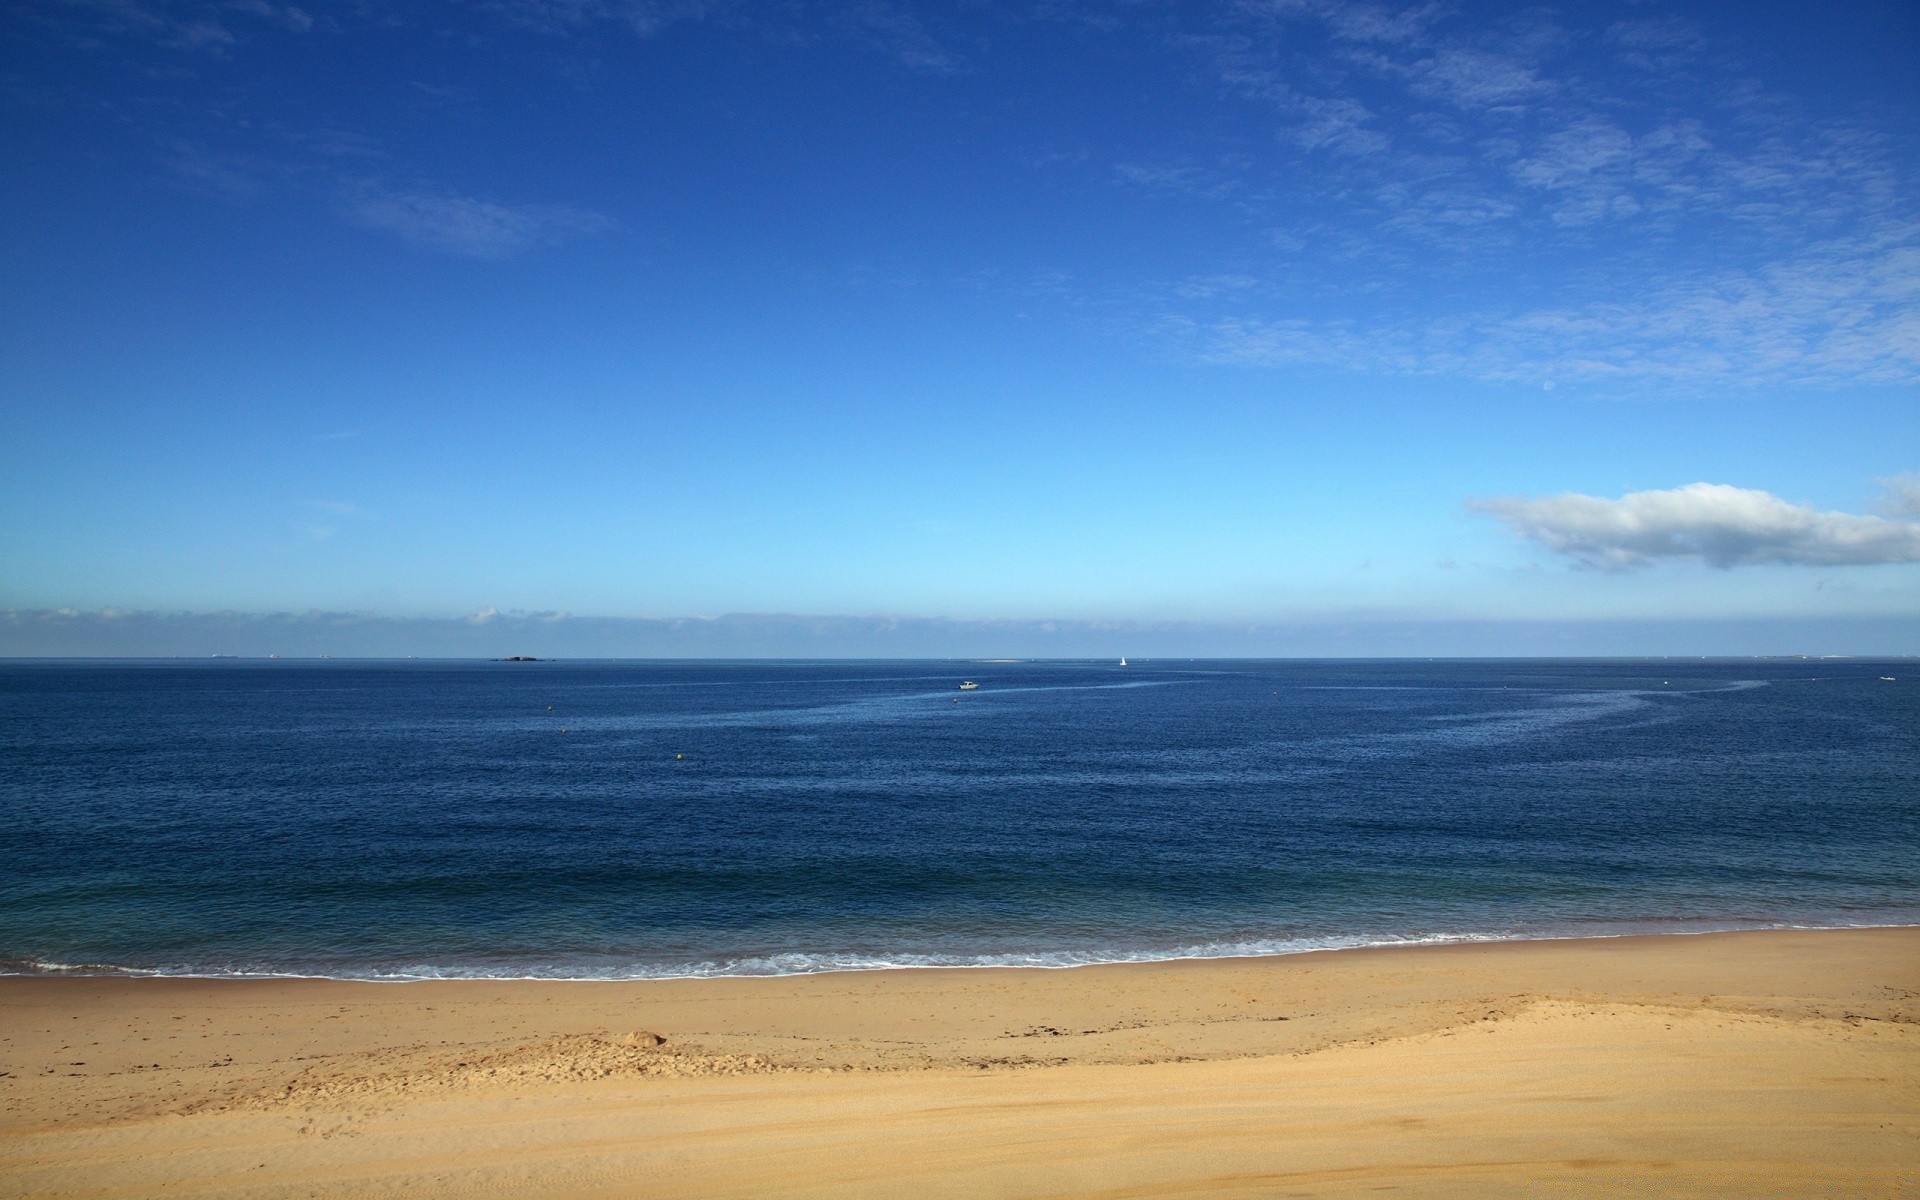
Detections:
[1, 928, 1915, 1198]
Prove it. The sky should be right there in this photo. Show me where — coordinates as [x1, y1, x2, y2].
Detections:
[2, 0, 1917, 656]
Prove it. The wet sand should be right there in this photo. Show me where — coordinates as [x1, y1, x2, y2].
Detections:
[1, 927, 1915, 1197]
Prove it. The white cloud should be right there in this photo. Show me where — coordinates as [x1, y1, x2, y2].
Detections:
[349, 186, 614, 258]
[1469, 483, 1920, 570]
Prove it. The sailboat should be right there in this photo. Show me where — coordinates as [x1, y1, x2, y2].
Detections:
[1119, 656, 1127, 667]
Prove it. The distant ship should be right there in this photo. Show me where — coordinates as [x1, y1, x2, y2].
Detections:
[958, 680, 979, 690]
[1119, 657, 1127, 667]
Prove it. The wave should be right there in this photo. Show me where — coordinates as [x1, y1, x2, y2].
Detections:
[7, 919, 1912, 982]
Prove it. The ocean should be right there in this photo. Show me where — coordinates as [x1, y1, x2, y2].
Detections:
[1, 658, 1915, 979]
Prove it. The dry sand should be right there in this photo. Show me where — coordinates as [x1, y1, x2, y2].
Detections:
[1, 927, 1915, 1198]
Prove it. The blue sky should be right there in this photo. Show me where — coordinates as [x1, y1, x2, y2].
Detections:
[2, 0, 1917, 654]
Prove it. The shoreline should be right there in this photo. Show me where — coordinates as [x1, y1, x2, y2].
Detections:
[10, 918, 1919, 983]
[2, 925, 1915, 1197]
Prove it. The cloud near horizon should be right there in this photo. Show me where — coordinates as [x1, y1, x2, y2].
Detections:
[1470, 483, 1920, 570]
[3, 606, 1917, 659]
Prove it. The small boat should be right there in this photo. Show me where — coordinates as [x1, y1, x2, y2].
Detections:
[1119, 656, 1128, 667]
[1882, 676, 1897, 682]
[958, 680, 979, 691]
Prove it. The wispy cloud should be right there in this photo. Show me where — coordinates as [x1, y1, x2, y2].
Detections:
[1882, 477, 1920, 521]
[1470, 483, 1920, 570]
[842, 1, 966, 74]
[467, 0, 963, 71]
[481, 0, 726, 37]
[1204, 218, 1920, 386]
[298, 499, 369, 541]
[160, 139, 272, 202]
[227, 0, 310, 34]
[30, 0, 1920, 385]
[1113, 162, 1247, 201]
[30, 0, 313, 50]
[347, 185, 615, 258]
[152, 133, 613, 260]
[1136, 1, 1920, 389]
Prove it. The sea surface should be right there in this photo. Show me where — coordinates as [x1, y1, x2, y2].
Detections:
[1, 658, 1915, 979]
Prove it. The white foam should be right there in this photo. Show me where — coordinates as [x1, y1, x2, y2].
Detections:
[10, 920, 1913, 982]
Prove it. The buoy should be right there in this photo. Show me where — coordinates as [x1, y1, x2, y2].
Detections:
[675, 753, 684, 760]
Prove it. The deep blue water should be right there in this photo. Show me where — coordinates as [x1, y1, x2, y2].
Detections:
[1, 659, 1916, 978]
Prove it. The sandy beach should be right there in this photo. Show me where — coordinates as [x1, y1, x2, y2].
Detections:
[1, 927, 1915, 1198]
